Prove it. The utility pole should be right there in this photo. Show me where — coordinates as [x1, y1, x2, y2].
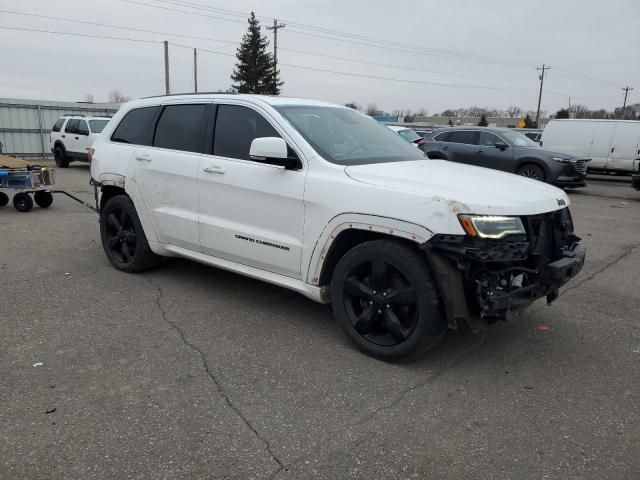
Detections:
[535, 64, 549, 128]
[621, 86, 633, 118]
[266, 19, 285, 87]
[164, 40, 170, 95]
[193, 48, 198, 93]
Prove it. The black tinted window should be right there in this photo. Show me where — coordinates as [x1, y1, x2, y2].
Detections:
[52, 118, 65, 132]
[448, 131, 478, 145]
[153, 104, 207, 153]
[479, 131, 502, 146]
[65, 119, 79, 134]
[111, 107, 159, 145]
[77, 120, 89, 135]
[214, 105, 280, 160]
[433, 131, 450, 142]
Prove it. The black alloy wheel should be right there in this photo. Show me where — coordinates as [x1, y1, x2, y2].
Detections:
[331, 239, 446, 360]
[100, 195, 159, 272]
[343, 261, 418, 346]
[104, 207, 138, 265]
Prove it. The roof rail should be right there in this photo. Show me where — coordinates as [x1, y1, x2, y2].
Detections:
[142, 91, 238, 99]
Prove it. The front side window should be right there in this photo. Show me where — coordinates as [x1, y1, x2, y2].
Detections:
[479, 131, 502, 147]
[77, 120, 89, 135]
[275, 106, 421, 165]
[433, 131, 451, 142]
[153, 104, 208, 153]
[214, 105, 281, 160]
[500, 130, 538, 147]
[111, 107, 159, 145]
[448, 130, 478, 145]
[65, 119, 79, 134]
[89, 119, 109, 134]
[52, 118, 65, 132]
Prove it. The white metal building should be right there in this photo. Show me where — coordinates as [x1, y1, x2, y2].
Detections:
[0, 98, 121, 158]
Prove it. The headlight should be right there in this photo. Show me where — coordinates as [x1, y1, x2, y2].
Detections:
[551, 156, 573, 164]
[458, 215, 525, 239]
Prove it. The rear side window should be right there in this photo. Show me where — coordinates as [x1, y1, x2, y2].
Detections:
[65, 119, 79, 134]
[111, 107, 159, 145]
[214, 105, 280, 160]
[448, 130, 478, 145]
[153, 104, 208, 153]
[77, 120, 89, 135]
[433, 131, 450, 142]
[52, 118, 65, 132]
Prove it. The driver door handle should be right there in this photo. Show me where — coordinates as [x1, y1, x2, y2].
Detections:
[203, 165, 225, 174]
[441, 146, 449, 151]
[475, 150, 484, 154]
[134, 154, 152, 162]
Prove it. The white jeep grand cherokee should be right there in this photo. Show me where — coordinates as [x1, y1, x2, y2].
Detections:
[90, 94, 585, 360]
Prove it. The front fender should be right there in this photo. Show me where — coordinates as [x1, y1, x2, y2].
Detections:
[305, 213, 434, 285]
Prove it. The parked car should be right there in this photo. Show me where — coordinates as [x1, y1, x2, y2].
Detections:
[50, 115, 111, 167]
[632, 159, 640, 191]
[387, 125, 425, 149]
[90, 94, 586, 360]
[423, 127, 589, 188]
[541, 119, 640, 175]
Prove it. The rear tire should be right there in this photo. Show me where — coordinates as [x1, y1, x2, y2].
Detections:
[54, 146, 69, 168]
[517, 164, 545, 181]
[13, 193, 33, 212]
[330, 239, 447, 361]
[100, 195, 159, 273]
[34, 191, 54, 208]
[0, 192, 8, 206]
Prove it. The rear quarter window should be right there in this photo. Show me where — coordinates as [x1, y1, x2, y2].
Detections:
[111, 107, 160, 145]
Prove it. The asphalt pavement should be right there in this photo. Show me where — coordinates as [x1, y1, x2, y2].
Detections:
[1, 162, 638, 479]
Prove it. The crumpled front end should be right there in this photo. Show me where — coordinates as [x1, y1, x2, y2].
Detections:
[423, 207, 586, 331]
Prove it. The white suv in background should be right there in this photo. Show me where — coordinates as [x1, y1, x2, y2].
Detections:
[50, 115, 111, 167]
[90, 94, 585, 360]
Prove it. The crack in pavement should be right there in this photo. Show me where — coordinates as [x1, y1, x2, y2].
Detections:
[144, 274, 285, 475]
[269, 338, 485, 479]
[559, 242, 640, 297]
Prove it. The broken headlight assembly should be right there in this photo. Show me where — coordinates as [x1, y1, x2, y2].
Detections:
[458, 214, 525, 239]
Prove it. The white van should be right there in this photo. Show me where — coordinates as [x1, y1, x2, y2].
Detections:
[541, 119, 640, 174]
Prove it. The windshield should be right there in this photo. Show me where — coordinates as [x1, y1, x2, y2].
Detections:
[500, 130, 538, 147]
[397, 129, 421, 142]
[274, 106, 424, 165]
[89, 119, 109, 133]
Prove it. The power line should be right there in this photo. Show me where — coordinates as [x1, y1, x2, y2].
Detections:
[0, 9, 237, 45]
[0, 25, 163, 44]
[553, 67, 624, 87]
[119, 0, 535, 69]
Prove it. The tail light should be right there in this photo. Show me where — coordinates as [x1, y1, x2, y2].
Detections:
[88, 147, 95, 162]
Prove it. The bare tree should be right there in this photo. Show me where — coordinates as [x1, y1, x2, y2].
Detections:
[366, 103, 384, 116]
[507, 106, 522, 118]
[108, 89, 131, 103]
[84, 93, 95, 103]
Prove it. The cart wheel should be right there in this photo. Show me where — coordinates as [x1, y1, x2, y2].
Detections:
[0, 192, 8, 207]
[34, 191, 54, 208]
[13, 193, 33, 212]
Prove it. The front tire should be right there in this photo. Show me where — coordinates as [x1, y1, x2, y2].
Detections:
[54, 146, 69, 168]
[100, 195, 159, 273]
[331, 240, 446, 361]
[517, 164, 545, 181]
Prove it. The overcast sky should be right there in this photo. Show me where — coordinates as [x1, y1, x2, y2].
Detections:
[1, 0, 638, 115]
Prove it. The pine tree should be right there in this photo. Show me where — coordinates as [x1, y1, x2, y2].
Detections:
[478, 114, 488, 126]
[523, 114, 534, 128]
[231, 12, 283, 95]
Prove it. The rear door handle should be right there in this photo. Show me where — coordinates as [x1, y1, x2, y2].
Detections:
[475, 150, 484, 154]
[75, 136, 79, 140]
[203, 165, 225, 174]
[134, 154, 152, 162]
[61, 135, 65, 138]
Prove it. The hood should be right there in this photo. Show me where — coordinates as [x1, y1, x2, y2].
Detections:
[516, 146, 576, 159]
[345, 160, 569, 216]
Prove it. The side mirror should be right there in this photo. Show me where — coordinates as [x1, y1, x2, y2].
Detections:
[495, 141, 509, 150]
[249, 137, 299, 169]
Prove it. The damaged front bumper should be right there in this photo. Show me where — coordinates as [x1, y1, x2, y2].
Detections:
[423, 208, 586, 331]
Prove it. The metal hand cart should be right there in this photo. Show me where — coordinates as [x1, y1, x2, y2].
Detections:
[0, 159, 55, 212]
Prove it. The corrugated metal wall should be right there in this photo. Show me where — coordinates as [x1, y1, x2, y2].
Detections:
[0, 98, 121, 158]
